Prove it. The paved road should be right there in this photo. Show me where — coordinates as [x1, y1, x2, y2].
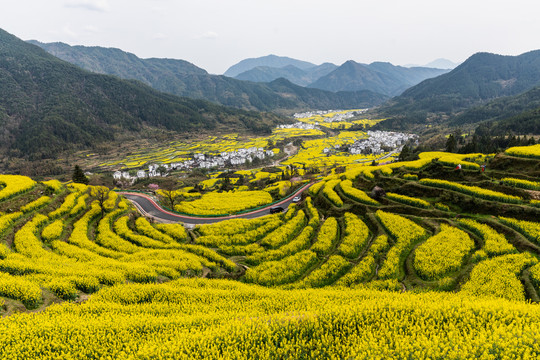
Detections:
[119, 182, 313, 224]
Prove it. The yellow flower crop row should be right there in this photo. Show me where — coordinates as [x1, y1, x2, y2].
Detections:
[6, 279, 540, 358]
[458, 219, 516, 256]
[311, 217, 338, 255]
[175, 190, 273, 215]
[528, 262, 540, 290]
[0, 175, 36, 202]
[41, 179, 63, 193]
[199, 178, 221, 190]
[68, 202, 122, 259]
[114, 216, 174, 249]
[197, 214, 277, 236]
[219, 243, 264, 256]
[461, 253, 537, 301]
[335, 235, 389, 287]
[434, 202, 450, 211]
[419, 178, 523, 203]
[103, 190, 118, 211]
[414, 224, 475, 280]
[0, 212, 23, 235]
[197, 218, 282, 247]
[499, 216, 540, 244]
[342, 151, 485, 181]
[0, 272, 42, 308]
[309, 180, 325, 196]
[339, 180, 379, 206]
[13, 214, 50, 258]
[20, 196, 51, 213]
[41, 219, 65, 242]
[247, 225, 314, 264]
[175, 244, 237, 272]
[386, 192, 431, 208]
[337, 213, 370, 258]
[70, 194, 89, 216]
[260, 210, 306, 248]
[48, 192, 83, 219]
[46, 278, 78, 300]
[437, 154, 481, 170]
[403, 173, 418, 180]
[263, 180, 291, 197]
[322, 179, 343, 207]
[305, 197, 320, 227]
[376, 210, 427, 279]
[294, 255, 351, 288]
[244, 250, 318, 286]
[134, 217, 174, 244]
[505, 144, 540, 159]
[501, 177, 540, 191]
[96, 209, 140, 254]
[154, 223, 188, 241]
[68, 183, 88, 193]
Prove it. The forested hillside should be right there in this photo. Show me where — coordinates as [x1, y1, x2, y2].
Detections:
[308, 60, 448, 96]
[0, 29, 286, 164]
[377, 50, 540, 128]
[31, 42, 387, 112]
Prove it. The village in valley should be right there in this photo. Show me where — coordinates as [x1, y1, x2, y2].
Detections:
[110, 110, 418, 185]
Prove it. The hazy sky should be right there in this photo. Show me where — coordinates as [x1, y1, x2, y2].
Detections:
[2, 0, 539, 74]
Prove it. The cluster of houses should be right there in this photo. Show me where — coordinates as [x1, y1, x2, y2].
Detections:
[293, 109, 367, 123]
[278, 122, 318, 130]
[113, 147, 276, 183]
[348, 131, 418, 155]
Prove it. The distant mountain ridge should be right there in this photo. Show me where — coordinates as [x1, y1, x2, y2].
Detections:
[424, 58, 460, 70]
[28, 40, 208, 79]
[224, 55, 316, 77]
[234, 63, 338, 86]
[309, 60, 449, 96]
[31, 42, 387, 112]
[228, 55, 449, 96]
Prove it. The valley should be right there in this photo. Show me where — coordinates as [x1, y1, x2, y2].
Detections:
[1, 9, 540, 357]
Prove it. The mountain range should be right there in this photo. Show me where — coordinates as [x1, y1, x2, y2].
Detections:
[223, 54, 317, 77]
[224, 55, 449, 96]
[376, 50, 540, 131]
[0, 29, 286, 167]
[234, 63, 338, 87]
[30, 42, 387, 112]
[2, 26, 540, 174]
[308, 61, 449, 96]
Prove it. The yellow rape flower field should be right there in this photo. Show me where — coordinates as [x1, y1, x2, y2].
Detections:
[2, 143, 540, 358]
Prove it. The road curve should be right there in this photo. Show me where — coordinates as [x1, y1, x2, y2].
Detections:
[118, 182, 313, 224]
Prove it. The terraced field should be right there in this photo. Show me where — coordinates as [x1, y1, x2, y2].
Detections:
[1, 145, 540, 358]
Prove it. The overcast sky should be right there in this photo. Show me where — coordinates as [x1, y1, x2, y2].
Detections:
[1, 0, 539, 74]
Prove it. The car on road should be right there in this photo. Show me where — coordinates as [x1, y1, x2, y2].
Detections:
[292, 196, 301, 203]
[269, 206, 284, 214]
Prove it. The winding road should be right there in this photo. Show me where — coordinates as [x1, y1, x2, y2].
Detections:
[119, 182, 313, 224]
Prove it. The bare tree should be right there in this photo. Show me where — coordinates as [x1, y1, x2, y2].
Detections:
[159, 189, 179, 210]
[90, 185, 110, 218]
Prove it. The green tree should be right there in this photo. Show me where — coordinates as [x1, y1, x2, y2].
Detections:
[445, 134, 457, 153]
[72, 165, 89, 185]
[398, 145, 411, 162]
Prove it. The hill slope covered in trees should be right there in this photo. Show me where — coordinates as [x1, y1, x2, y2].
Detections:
[0, 29, 286, 163]
[31, 42, 386, 112]
[376, 50, 540, 128]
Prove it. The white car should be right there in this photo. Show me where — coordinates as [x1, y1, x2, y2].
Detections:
[292, 196, 301, 203]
